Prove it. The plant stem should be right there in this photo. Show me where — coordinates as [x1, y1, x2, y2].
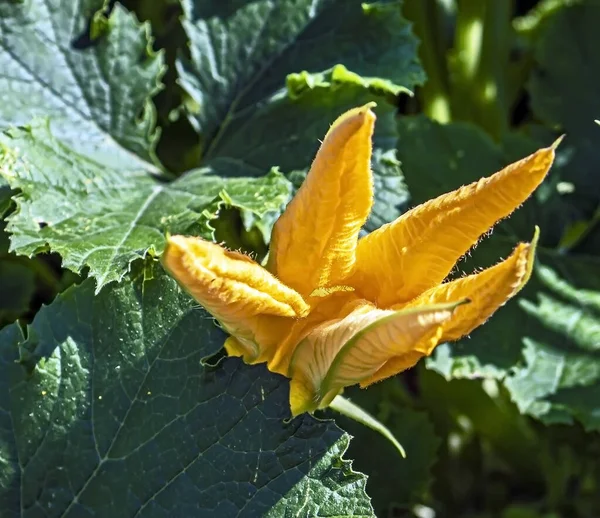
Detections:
[404, 0, 452, 123]
[450, 0, 513, 138]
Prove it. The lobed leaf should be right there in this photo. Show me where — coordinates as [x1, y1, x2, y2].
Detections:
[0, 122, 292, 292]
[0, 0, 164, 170]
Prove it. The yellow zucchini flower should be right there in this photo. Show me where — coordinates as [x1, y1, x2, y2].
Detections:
[162, 104, 558, 416]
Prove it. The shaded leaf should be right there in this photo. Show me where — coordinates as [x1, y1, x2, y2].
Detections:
[429, 239, 600, 431]
[177, 0, 421, 231]
[528, 1, 600, 218]
[0, 260, 373, 517]
[0, 260, 36, 324]
[331, 383, 440, 515]
[397, 115, 575, 246]
[178, 0, 424, 156]
[232, 70, 411, 231]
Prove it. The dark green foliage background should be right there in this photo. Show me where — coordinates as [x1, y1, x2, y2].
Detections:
[0, 0, 599, 516]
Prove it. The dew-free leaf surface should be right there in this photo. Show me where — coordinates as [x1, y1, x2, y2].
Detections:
[0, 0, 164, 170]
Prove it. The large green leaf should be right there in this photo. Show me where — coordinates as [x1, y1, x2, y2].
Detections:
[528, 1, 600, 218]
[1, 0, 421, 290]
[0, 0, 164, 170]
[0, 122, 291, 292]
[0, 260, 373, 517]
[178, 0, 424, 157]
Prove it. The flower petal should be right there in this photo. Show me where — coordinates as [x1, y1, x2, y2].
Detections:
[351, 140, 559, 307]
[401, 227, 539, 342]
[162, 235, 309, 361]
[267, 104, 376, 297]
[288, 301, 462, 415]
[267, 291, 360, 376]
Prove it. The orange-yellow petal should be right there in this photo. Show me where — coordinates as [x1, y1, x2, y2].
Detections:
[401, 228, 539, 342]
[267, 104, 376, 298]
[162, 235, 309, 361]
[360, 230, 539, 388]
[351, 140, 559, 307]
[267, 290, 361, 376]
[288, 301, 462, 415]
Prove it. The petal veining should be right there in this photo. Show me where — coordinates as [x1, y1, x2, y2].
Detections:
[267, 104, 376, 297]
[401, 228, 539, 342]
[288, 301, 462, 415]
[162, 235, 309, 360]
[351, 141, 558, 307]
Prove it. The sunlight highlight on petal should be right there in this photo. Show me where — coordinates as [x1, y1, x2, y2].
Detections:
[402, 228, 539, 342]
[267, 103, 376, 297]
[162, 235, 309, 359]
[351, 141, 558, 307]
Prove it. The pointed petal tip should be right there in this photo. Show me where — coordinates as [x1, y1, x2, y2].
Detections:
[514, 225, 540, 294]
[362, 101, 377, 112]
[550, 134, 565, 151]
[325, 103, 377, 140]
[270, 102, 377, 295]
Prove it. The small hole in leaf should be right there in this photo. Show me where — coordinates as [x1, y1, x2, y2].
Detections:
[38, 222, 48, 229]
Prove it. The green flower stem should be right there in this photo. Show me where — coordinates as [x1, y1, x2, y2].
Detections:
[403, 0, 452, 123]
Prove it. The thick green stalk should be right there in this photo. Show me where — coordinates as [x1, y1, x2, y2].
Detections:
[450, 0, 513, 138]
[403, 0, 452, 123]
[450, 0, 486, 120]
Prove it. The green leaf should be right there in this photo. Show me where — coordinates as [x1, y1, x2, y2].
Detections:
[428, 237, 600, 431]
[1, 0, 421, 287]
[0, 260, 36, 324]
[177, 0, 420, 230]
[0, 1, 164, 170]
[0, 220, 63, 329]
[0, 178, 12, 218]
[504, 255, 600, 430]
[0, 260, 373, 517]
[528, 1, 600, 218]
[178, 0, 424, 159]
[0, 121, 292, 292]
